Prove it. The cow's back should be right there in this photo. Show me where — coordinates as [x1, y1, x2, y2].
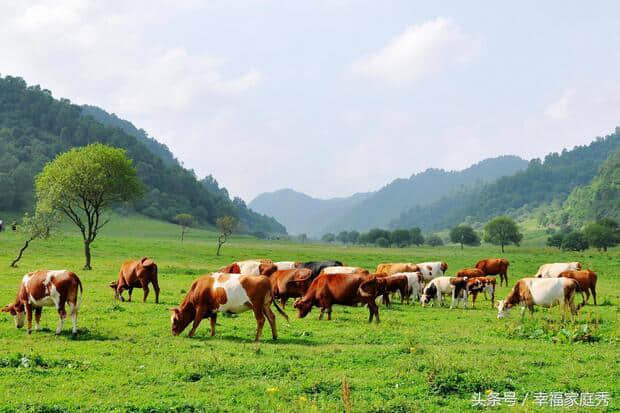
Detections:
[522, 277, 572, 305]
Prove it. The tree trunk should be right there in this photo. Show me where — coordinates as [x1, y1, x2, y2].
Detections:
[10, 239, 31, 267]
[460, 242, 463, 250]
[84, 240, 92, 270]
[216, 241, 223, 256]
[181, 228, 185, 243]
[501, 242, 505, 253]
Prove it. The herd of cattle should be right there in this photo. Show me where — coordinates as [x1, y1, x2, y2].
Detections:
[1, 257, 599, 341]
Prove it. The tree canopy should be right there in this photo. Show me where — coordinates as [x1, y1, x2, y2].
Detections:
[449, 225, 480, 249]
[483, 216, 523, 253]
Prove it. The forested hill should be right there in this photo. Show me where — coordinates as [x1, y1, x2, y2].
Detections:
[390, 129, 620, 231]
[0, 75, 286, 235]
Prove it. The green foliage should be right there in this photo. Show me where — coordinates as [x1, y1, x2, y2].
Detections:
[215, 216, 238, 256]
[391, 229, 411, 247]
[347, 230, 359, 244]
[561, 231, 589, 251]
[375, 237, 389, 247]
[425, 234, 444, 247]
[583, 221, 618, 251]
[409, 227, 425, 246]
[546, 233, 564, 249]
[0, 75, 285, 235]
[174, 213, 193, 242]
[10, 210, 61, 267]
[483, 216, 523, 252]
[449, 225, 480, 249]
[336, 231, 349, 244]
[322, 232, 335, 243]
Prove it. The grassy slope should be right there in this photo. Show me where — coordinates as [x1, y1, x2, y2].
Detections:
[0, 215, 618, 412]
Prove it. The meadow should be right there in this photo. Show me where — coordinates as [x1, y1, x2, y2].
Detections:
[0, 215, 618, 412]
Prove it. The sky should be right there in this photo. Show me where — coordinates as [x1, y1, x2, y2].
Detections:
[1, 1, 619, 201]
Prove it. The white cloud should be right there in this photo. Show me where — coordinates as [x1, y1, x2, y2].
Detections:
[544, 89, 575, 120]
[350, 17, 478, 86]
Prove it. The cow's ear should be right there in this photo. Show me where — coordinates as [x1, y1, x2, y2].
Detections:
[168, 307, 179, 314]
[1, 305, 10, 313]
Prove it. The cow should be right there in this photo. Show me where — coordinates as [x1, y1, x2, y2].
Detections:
[416, 262, 448, 282]
[536, 262, 581, 278]
[558, 269, 597, 307]
[475, 258, 510, 287]
[449, 277, 484, 309]
[303, 261, 343, 279]
[269, 268, 313, 307]
[2, 270, 82, 336]
[375, 263, 419, 276]
[420, 276, 457, 307]
[274, 261, 303, 270]
[293, 273, 384, 322]
[109, 258, 160, 303]
[169, 273, 288, 341]
[392, 272, 425, 304]
[321, 266, 369, 275]
[379, 275, 409, 306]
[456, 268, 485, 278]
[221, 260, 277, 276]
[497, 277, 580, 320]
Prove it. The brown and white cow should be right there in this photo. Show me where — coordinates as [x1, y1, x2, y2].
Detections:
[536, 262, 581, 278]
[274, 261, 303, 270]
[497, 277, 579, 320]
[416, 262, 448, 282]
[475, 258, 509, 287]
[2, 270, 82, 336]
[221, 260, 277, 276]
[169, 273, 288, 341]
[321, 266, 369, 275]
[269, 268, 313, 307]
[375, 263, 419, 276]
[379, 275, 409, 307]
[456, 268, 485, 278]
[293, 273, 384, 322]
[110, 257, 160, 303]
[558, 269, 597, 307]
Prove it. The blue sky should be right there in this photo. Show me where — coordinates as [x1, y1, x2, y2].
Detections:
[1, 1, 618, 200]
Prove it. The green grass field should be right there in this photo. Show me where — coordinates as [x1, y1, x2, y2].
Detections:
[0, 215, 618, 412]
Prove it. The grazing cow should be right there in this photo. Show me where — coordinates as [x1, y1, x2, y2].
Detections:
[293, 273, 383, 322]
[270, 268, 313, 307]
[416, 262, 448, 282]
[2, 270, 82, 336]
[393, 272, 425, 304]
[558, 269, 597, 307]
[456, 268, 485, 278]
[449, 277, 484, 309]
[376, 263, 419, 276]
[420, 276, 456, 307]
[303, 261, 343, 279]
[169, 273, 288, 341]
[222, 260, 278, 276]
[497, 278, 580, 320]
[110, 258, 160, 303]
[536, 262, 581, 278]
[321, 266, 369, 275]
[274, 261, 302, 270]
[379, 275, 409, 306]
[475, 258, 510, 287]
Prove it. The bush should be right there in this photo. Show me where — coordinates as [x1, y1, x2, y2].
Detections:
[561, 231, 589, 251]
[426, 234, 444, 247]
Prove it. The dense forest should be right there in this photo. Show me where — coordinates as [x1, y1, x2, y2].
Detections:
[0, 75, 286, 235]
[390, 130, 620, 231]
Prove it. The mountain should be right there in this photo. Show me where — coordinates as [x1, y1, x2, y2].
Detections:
[390, 129, 620, 231]
[250, 189, 373, 235]
[250, 155, 528, 236]
[0, 75, 286, 235]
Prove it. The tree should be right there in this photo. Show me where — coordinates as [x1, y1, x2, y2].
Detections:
[483, 216, 523, 253]
[348, 230, 359, 244]
[561, 231, 589, 251]
[391, 229, 411, 247]
[35, 144, 142, 269]
[375, 237, 389, 247]
[546, 233, 564, 249]
[10, 211, 60, 267]
[449, 225, 480, 249]
[409, 227, 424, 246]
[337, 231, 349, 244]
[298, 233, 308, 243]
[174, 213, 194, 242]
[216, 216, 238, 256]
[322, 233, 335, 243]
[584, 218, 619, 251]
[426, 234, 444, 247]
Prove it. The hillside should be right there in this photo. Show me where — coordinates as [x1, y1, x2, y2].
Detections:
[0, 75, 286, 235]
[391, 129, 620, 231]
[250, 155, 527, 235]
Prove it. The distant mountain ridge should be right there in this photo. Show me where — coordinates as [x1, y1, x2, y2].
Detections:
[250, 155, 528, 235]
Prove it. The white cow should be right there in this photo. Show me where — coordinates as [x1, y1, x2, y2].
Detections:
[321, 266, 368, 275]
[393, 272, 425, 304]
[420, 276, 455, 307]
[536, 262, 581, 278]
[497, 277, 580, 320]
[416, 261, 448, 282]
[274, 261, 301, 270]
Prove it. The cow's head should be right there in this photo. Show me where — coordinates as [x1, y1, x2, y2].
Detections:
[293, 298, 313, 319]
[169, 307, 192, 336]
[2, 303, 25, 328]
[496, 299, 512, 318]
[420, 283, 437, 307]
[574, 262, 582, 270]
[440, 262, 448, 272]
[109, 280, 123, 300]
[259, 263, 277, 277]
[221, 263, 240, 273]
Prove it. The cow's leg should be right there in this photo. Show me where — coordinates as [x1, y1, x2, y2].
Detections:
[209, 314, 217, 337]
[56, 298, 67, 335]
[34, 307, 42, 331]
[368, 299, 380, 323]
[519, 306, 526, 320]
[152, 279, 160, 304]
[69, 302, 78, 336]
[127, 287, 133, 302]
[326, 305, 332, 321]
[188, 305, 206, 338]
[319, 307, 325, 320]
[252, 306, 266, 342]
[280, 297, 287, 308]
[117, 287, 125, 302]
[142, 283, 150, 303]
[471, 292, 477, 309]
[26, 303, 33, 334]
[591, 286, 597, 305]
[263, 304, 277, 340]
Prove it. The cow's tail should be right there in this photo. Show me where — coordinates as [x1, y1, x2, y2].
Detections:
[270, 292, 290, 323]
[77, 277, 84, 307]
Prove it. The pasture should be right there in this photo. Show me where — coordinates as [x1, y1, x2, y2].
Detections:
[0, 215, 618, 412]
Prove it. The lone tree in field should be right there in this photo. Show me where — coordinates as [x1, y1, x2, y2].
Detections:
[584, 218, 619, 251]
[10, 211, 60, 267]
[321, 232, 335, 243]
[216, 215, 238, 256]
[174, 213, 194, 242]
[449, 225, 480, 249]
[483, 216, 523, 253]
[35, 143, 142, 269]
